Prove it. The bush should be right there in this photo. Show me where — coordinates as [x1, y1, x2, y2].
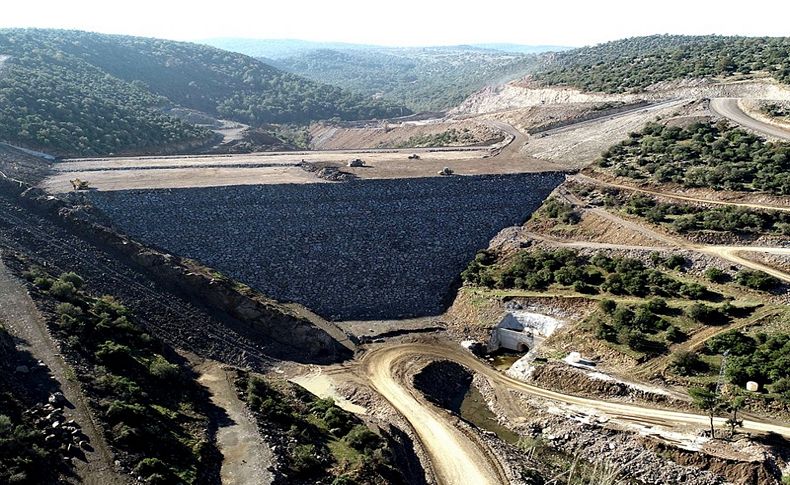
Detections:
[56, 302, 83, 318]
[643, 297, 669, 314]
[665, 325, 685, 343]
[344, 425, 382, 452]
[290, 444, 323, 476]
[58, 272, 84, 289]
[596, 323, 617, 342]
[735, 270, 781, 291]
[679, 282, 710, 300]
[147, 355, 181, 383]
[48, 280, 77, 300]
[670, 350, 707, 376]
[686, 303, 726, 325]
[598, 299, 617, 314]
[32, 276, 53, 290]
[663, 254, 686, 270]
[619, 329, 652, 351]
[704, 268, 729, 283]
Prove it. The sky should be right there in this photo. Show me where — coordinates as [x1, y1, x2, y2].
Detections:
[1, 0, 789, 47]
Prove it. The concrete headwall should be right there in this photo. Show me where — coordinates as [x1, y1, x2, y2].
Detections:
[89, 173, 564, 320]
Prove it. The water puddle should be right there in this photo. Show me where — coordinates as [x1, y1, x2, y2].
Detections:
[459, 386, 519, 444]
[490, 352, 523, 371]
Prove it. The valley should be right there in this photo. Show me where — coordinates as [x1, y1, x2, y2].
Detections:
[1, 28, 790, 485]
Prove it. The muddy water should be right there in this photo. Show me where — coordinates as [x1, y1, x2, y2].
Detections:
[459, 386, 519, 444]
[490, 352, 523, 371]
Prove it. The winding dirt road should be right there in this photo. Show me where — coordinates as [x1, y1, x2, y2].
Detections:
[360, 342, 790, 485]
[711, 98, 790, 141]
[360, 347, 507, 485]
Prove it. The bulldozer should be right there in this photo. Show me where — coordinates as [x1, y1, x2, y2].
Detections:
[69, 178, 90, 191]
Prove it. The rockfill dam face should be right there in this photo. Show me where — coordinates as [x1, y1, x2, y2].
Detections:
[89, 173, 564, 320]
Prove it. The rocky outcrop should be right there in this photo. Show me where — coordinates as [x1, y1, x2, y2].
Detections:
[88, 172, 565, 320]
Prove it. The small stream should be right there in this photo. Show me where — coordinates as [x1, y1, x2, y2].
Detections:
[459, 386, 519, 444]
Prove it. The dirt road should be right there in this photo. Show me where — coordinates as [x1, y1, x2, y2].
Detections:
[710, 98, 790, 141]
[360, 347, 508, 485]
[573, 173, 790, 214]
[363, 340, 790, 432]
[196, 361, 274, 485]
[0, 254, 126, 484]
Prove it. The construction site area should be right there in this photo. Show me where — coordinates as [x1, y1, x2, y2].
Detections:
[2, 74, 790, 485]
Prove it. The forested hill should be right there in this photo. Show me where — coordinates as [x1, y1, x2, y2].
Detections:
[202, 39, 547, 111]
[0, 29, 407, 157]
[267, 46, 541, 111]
[536, 35, 790, 93]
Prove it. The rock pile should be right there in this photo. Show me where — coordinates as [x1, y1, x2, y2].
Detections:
[25, 393, 90, 459]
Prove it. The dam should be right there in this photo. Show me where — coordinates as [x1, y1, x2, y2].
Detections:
[89, 172, 564, 320]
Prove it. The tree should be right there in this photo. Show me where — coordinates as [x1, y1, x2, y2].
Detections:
[724, 395, 746, 439]
[670, 350, 706, 376]
[689, 385, 723, 438]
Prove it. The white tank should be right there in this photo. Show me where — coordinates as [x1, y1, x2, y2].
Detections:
[745, 381, 759, 392]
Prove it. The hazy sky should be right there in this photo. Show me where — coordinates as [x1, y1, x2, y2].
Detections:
[2, 0, 789, 47]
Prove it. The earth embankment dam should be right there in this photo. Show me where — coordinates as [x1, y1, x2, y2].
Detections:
[89, 173, 564, 320]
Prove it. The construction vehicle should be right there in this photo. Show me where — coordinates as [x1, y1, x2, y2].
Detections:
[69, 178, 90, 191]
[408, 154, 421, 160]
[347, 158, 365, 167]
[437, 167, 454, 176]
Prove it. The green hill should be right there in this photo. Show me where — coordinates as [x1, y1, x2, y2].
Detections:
[0, 29, 407, 157]
[536, 35, 790, 93]
[202, 39, 546, 111]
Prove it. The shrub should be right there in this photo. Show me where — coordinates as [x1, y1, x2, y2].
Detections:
[735, 270, 781, 291]
[56, 302, 83, 318]
[95, 341, 135, 369]
[706, 330, 756, 356]
[643, 297, 669, 314]
[620, 329, 652, 351]
[679, 283, 705, 300]
[598, 299, 617, 314]
[33, 276, 53, 290]
[58, 272, 84, 289]
[148, 355, 181, 383]
[663, 254, 686, 270]
[48, 279, 77, 300]
[290, 444, 322, 476]
[665, 325, 685, 343]
[133, 458, 173, 482]
[686, 303, 726, 325]
[704, 268, 729, 283]
[344, 425, 382, 452]
[670, 350, 707, 376]
[596, 323, 617, 342]
[323, 407, 353, 436]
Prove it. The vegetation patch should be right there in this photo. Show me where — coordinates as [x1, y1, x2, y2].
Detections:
[613, 193, 790, 236]
[21, 266, 214, 484]
[390, 128, 492, 148]
[239, 373, 405, 484]
[536, 34, 790, 93]
[462, 248, 715, 301]
[0, 29, 407, 156]
[598, 121, 790, 195]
